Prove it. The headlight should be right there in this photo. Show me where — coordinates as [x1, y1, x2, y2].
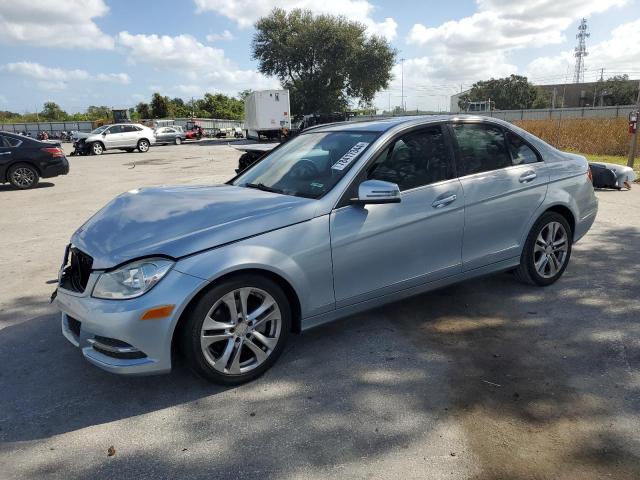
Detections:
[92, 258, 174, 299]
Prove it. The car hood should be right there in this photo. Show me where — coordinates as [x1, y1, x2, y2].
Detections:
[71, 184, 318, 269]
[73, 132, 90, 140]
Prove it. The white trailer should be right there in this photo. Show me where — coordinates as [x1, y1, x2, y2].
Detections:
[244, 90, 291, 140]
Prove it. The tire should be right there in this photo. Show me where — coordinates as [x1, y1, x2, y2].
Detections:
[180, 274, 291, 385]
[174, 137, 182, 145]
[91, 142, 104, 155]
[8, 163, 39, 189]
[515, 212, 573, 286]
[137, 139, 150, 153]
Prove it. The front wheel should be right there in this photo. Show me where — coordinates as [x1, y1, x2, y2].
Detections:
[515, 212, 572, 286]
[91, 142, 104, 155]
[8, 163, 39, 189]
[137, 139, 150, 152]
[180, 274, 291, 385]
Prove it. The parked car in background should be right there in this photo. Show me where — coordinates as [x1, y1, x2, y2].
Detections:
[185, 125, 204, 140]
[54, 115, 597, 385]
[82, 124, 155, 155]
[154, 126, 186, 145]
[0, 131, 69, 189]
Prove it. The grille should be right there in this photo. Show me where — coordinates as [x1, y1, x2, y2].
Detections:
[60, 247, 93, 293]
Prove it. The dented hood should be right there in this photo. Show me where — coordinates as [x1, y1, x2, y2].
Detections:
[71, 184, 316, 269]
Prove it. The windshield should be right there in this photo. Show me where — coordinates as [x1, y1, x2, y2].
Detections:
[232, 131, 379, 199]
[91, 126, 109, 134]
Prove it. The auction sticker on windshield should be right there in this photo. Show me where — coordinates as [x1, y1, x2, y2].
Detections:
[331, 142, 369, 171]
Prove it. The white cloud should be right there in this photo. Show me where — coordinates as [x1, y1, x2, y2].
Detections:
[1, 62, 130, 87]
[525, 17, 640, 83]
[0, 0, 114, 49]
[193, 0, 397, 40]
[206, 30, 234, 41]
[371, 0, 631, 111]
[116, 32, 278, 96]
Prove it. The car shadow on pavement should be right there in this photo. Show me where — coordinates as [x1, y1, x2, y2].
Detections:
[0, 182, 55, 192]
[1, 226, 639, 479]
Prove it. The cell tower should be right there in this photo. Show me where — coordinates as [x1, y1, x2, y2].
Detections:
[573, 18, 589, 83]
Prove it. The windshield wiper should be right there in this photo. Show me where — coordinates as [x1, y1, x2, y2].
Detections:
[244, 182, 283, 194]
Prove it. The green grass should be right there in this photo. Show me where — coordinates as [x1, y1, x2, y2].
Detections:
[576, 152, 640, 175]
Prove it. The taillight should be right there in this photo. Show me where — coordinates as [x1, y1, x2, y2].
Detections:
[587, 167, 593, 183]
[41, 147, 64, 157]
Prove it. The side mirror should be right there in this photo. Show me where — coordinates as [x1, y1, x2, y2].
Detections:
[102, 132, 107, 136]
[351, 179, 401, 205]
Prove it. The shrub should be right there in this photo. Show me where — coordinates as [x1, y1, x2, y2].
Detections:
[513, 118, 629, 156]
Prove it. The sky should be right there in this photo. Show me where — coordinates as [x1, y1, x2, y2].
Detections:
[0, 0, 639, 114]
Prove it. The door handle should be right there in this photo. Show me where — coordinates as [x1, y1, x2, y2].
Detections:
[432, 194, 457, 209]
[519, 171, 537, 183]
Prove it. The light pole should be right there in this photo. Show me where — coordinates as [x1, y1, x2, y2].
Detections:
[400, 58, 405, 113]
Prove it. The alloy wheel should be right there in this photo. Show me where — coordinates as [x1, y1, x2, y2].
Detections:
[533, 221, 569, 278]
[138, 140, 149, 152]
[11, 167, 35, 188]
[92, 143, 103, 155]
[200, 287, 282, 375]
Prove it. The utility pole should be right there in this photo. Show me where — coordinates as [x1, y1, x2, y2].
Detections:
[400, 58, 405, 113]
[627, 80, 640, 169]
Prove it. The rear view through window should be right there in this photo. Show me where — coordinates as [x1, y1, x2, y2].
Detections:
[452, 123, 511, 175]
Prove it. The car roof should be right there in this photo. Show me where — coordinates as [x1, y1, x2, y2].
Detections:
[306, 114, 513, 133]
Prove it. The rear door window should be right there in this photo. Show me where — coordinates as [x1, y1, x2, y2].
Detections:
[451, 123, 512, 176]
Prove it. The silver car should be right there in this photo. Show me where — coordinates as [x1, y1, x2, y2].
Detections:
[154, 126, 187, 145]
[84, 123, 155, 155]
[55, 116, 598, 384]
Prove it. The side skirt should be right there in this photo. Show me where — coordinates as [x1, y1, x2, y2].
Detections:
[300, 256, 520, 331]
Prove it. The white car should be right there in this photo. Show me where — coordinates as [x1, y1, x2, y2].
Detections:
[84, 123, 155, 155]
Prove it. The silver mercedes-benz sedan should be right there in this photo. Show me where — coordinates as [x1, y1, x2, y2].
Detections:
[55, 115, 598, 384]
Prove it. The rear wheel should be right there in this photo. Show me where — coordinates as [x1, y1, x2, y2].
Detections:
[8, 163, 39, 189]
[137, 139, 150, 153]
[91, 142, 104, 155]
[180, 274, 291, 385]
[174, 137, 182, 145]
[515, 212, 572, 286]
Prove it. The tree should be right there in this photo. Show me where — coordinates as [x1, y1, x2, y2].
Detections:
[85, 105, 111, 119]
[532, 87, 551, 109]
[252, 8, 396, 114]
[196, 93, 244, 120]
[458, 75, 538, 110]
[238, 89, 252, 100]
[150, 92, 170, 118]
[136, 102, 151, 119]
[601, 75, 639, 106]
[40, 101, 67, 120]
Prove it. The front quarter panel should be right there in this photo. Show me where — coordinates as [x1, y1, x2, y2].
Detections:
[173, 215, 335, 321]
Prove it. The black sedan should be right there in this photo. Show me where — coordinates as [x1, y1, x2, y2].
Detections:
[0, 131, 69, 189]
